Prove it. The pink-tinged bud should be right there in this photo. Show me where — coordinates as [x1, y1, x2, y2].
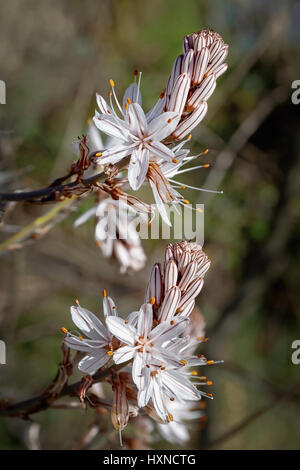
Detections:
[111, 374, 129, 433]
[145, 263, 163, 308]
[206, 45, 228, 75]
[164, 260, 178, 293]
[166, 54, 183, 96]
[188, 74, 216, 109]
[158, 286, 181, 322]
[172, 101, 208, 140]
[178, 260, 198, 292]
[209, 40, 223, 61]
[167, 73, 191, 116]
[178, 277, 204, 311]
[181, 49, 194, 77]
[192, 47, 210, 85]
[213, 62, 228, 79]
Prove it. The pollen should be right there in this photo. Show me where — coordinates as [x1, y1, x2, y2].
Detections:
[203, 163, 210, 168]
[206, 380, 213, 386]
[124, 103, 128, 110]
[206, 360, 215, 365]
[203, 148, 209, 155]
[151, 371, 158, 376]
[167, 118, 172, 123]
[75, 299, 79, 305]
[125, 320, 129, 324]
[184, 199, 190, 205]
[170, 320, 174, 325]
[159, 90, 165, 99]
[102, 289, 107, 297]
[203, 337, 209, 343]
[108, 91, 112, 97]
[79, 336, 83, 341]
[206, 393, 213, 398]
[187, 134, 192, 140]
[199, 376, 207, 381]
[180, 359, 187, 365]
[133, 69, 138, 76]
[150, 297, 155, 305]
[197, 208, 203, 213]
[181, 185, 186, 190]
[60, 327, 68, 334]
[172, 158, 178, 163]
[170, 397, 175, 401]
[168, 413, 174, 422]
[191, 370, 198, 376]
[96, 152, 102, 157]
[87, 118, 93, 125]
[107, 350, 114, 356]
[109, 79, 115, 87]
[197, 336, 203, 341]
[127, 97, 132, 104]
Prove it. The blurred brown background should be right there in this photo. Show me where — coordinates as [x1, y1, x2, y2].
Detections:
[0, 0, 300, 450]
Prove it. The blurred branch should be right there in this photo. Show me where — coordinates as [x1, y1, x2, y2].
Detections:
[207, 381, 300, 448]
[0, 196, 77, 255]
[0, 361, 128, 419]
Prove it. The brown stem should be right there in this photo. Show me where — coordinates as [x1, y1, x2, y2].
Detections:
[0, 361, 129, 418]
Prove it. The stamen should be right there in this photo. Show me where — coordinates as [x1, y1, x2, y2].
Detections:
[107, 350, 114, 356]
[203, 163, 210, 168]
[60, 327, 68, 334]
[168, 413, 174, 422]
[168, 118, 173, 123]
[79, 336, 83, 341]
[206, 360, 214, 365]
[206, 380, 213, 385]
[191, 370, 198, 376]
[125, 320, 129, 324]
[197, 336, 203, 341]
[109, 79, 115, 87]
[180, 359, 187, 365]
[170, 397, 175, 401]
[187, 134, 192, 140]
[172, 158, 178, 163]
[184, 199, 190, 205]
[95, 152, 102, 157]
[102, 289, 107, 297]
[127, 97, 132, 104]
[150, 297, 156, 305]
[75, 299, 79, 305]
[203, 148, 209, 155]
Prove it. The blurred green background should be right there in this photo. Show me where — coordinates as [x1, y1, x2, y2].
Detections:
[0, 0, 300, 450]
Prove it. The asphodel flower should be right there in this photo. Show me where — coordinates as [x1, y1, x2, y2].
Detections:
[93, 76, 181, 191]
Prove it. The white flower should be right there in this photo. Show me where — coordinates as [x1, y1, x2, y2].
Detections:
[147, 140, 222, 225]
[75, 198, 147, 274]
[106, 302, 189, 401]
[157, 400, 203, 444]
[63, 292, 138, 375]
[93, 78, 181, 191]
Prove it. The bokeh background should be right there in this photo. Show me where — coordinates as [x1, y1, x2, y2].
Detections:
[0, 0, 300, 450]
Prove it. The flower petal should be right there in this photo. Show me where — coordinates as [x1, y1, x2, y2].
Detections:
[70, 305, 109, 341]
[128, 146, 149, 190]
[106, 316, 136, 346]
[147, 112, 180, 141]
[113, 345, 136, 364]
[78, 350, 110, 375]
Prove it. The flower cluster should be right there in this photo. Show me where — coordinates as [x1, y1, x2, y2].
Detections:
[62, 241, 221, 441]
